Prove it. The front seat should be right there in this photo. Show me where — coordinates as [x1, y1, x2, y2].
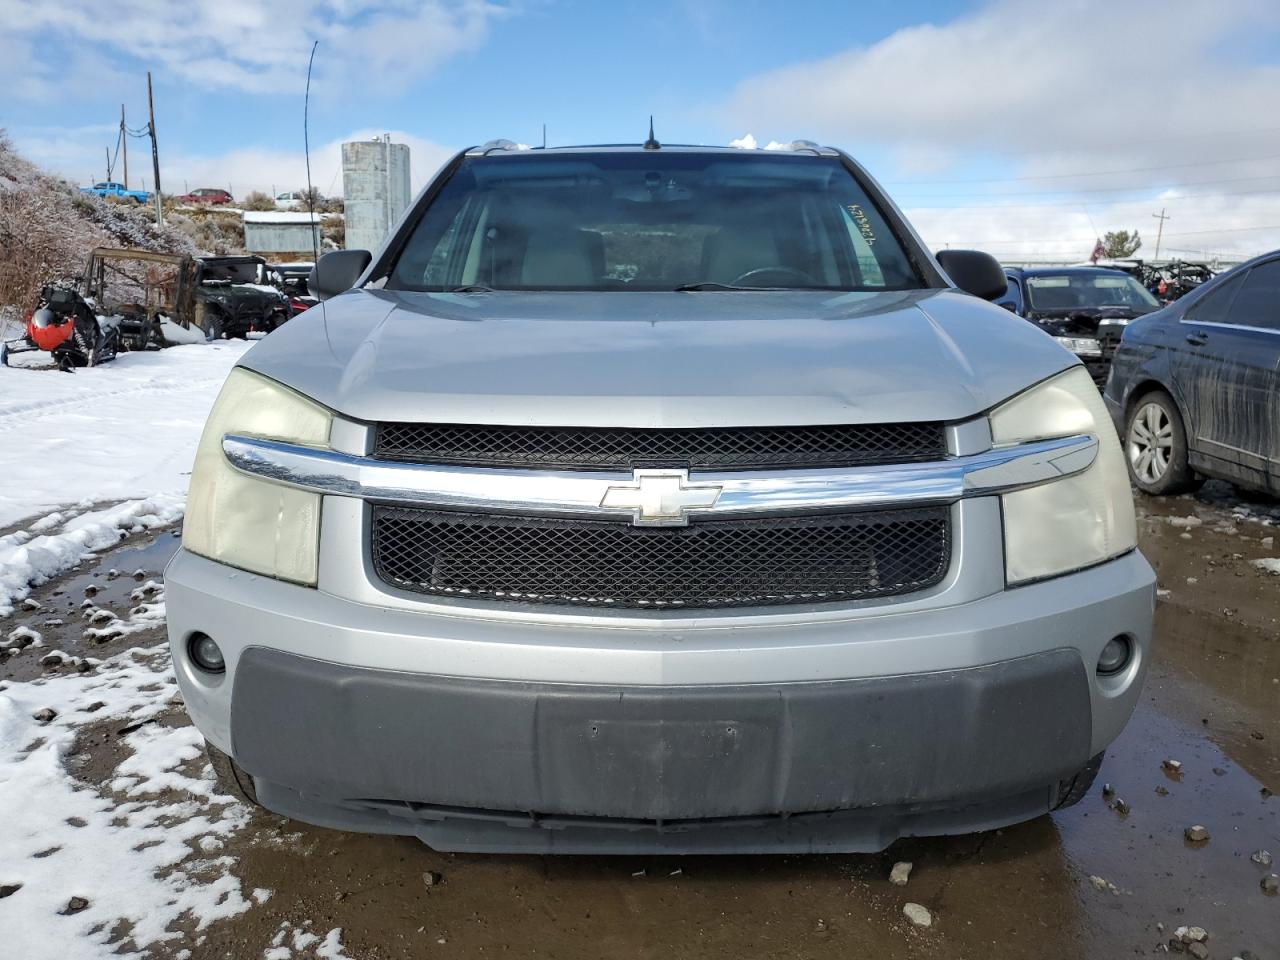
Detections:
[701, 226, 780, 284]
[521, 228, 604, 287]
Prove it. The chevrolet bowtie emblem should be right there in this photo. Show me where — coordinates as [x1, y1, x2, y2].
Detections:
[600, 469, 723, 526]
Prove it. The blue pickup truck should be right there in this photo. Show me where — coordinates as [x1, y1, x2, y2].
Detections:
[81, 181, 151, 203]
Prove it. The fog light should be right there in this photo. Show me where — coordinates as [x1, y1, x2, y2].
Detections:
[1097, 636, 1131, 676]
[189, 633, 225, 673]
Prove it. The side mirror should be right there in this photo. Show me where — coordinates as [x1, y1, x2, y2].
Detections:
[310, 249, 372, 301]
[935, 250, 1007, 301]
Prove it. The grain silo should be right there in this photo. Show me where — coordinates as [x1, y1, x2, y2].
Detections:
[341, 135, 412, 253]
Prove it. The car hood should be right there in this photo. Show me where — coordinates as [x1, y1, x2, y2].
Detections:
[239, 288, 1077, 426]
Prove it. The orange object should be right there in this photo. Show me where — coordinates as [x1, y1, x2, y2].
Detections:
[28, 314, 75, 351]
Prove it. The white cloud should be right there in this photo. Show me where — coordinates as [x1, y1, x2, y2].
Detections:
[722, 0, 1280, 258]
[0, 0, 509, 96]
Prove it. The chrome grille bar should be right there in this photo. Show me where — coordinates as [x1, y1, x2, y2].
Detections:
[222, 433, 1098, 521]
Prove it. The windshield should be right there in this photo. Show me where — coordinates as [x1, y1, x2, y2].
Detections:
[387, 152, 923, 292]
[1025, 272, 1159, 311]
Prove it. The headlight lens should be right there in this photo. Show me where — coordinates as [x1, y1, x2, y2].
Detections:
[1052, 335, 1102, 358]
[991, 366, 1136, 584]
[183, 367, 332, 585]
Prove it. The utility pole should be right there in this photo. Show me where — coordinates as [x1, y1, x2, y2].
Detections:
[105, 147, 111, 183]
[147, 72, 163, 226]
[121, 104, 128, 189]
[1152, 208, 1170, 262]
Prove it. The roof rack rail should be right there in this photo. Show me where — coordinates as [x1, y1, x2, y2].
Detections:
[787, 140, 839, 156]
[465, 139, 529, 157]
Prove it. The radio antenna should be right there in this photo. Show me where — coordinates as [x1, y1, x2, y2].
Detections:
[304, 40, 320, 263]
[643, 115, 660, 150]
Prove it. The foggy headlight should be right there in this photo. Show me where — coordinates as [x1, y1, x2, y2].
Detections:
[991, 366, 1136, 584]
[1052, 336, 1102, 358]
[183, 368, 332, 585]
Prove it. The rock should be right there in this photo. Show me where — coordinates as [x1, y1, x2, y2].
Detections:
[903, 902, 932, 928]
[1102, 783, 1115, 799]
[1252, 850, 1273, 867]
[1112, 797, 1131, 815]
[1155, 785, 1170, 796]
[1088, 875, 1119, 895]
[889, 861, 913, 886]
[1251, 730, 1265, 741]
[422, 871, 443, 888]
[33, 708, 57, 723]
[83, 584, 98, 597]
[88, 609, 114, 626]
[1162, 759, 1183, 775]
[40, 653, 64, 670]
[82, 701, 106, 713]
[0, 883, 21, 898]
[64, 896, 89, 913]
[20, 598, 41, 611]
[1184, 825, 1210, 843]
[1188, 944, 1208, 960]
[631, 869, 646, 878]
[1184, 927, 1208, 943]
[106, 569, 119, 579]
[1212, 767, 1227, 776]
[4, 626, 39, 650]
[133, 569, 146, 581]
[1262, 874, 1279, 895]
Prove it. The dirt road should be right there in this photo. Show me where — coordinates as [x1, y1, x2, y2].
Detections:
[3, 483, 1277, 959]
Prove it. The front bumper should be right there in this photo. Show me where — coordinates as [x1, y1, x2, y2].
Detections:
[166, 548, 1154, 852]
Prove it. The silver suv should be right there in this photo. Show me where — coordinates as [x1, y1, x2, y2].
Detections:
[167, 140, 1154, 854]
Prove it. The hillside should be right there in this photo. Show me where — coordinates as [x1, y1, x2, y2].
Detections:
[0, 130, 201, 313]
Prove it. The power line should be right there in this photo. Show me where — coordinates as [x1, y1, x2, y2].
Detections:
[883, 151, 1280, 186]
[924, 222, 1280, 246]
[901, 186, 1280, 211]
[893, 173, 1280, 201]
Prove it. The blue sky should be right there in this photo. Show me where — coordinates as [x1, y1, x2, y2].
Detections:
[4, 0, 1280, 259]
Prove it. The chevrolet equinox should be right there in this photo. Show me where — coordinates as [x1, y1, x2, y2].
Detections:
[167, 139, 1155, 854]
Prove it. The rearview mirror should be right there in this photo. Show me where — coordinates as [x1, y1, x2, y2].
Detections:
[935, 250, 1007, 301]
[311, 250, 372, 301]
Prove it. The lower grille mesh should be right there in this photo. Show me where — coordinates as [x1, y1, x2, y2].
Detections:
[371, 506, 951, 609]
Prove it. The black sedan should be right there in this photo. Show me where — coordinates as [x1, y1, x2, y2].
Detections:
[995, 266, 1162, 387]
[1104, 251, 1279, 497]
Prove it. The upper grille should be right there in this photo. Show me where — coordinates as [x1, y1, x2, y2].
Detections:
[371, 506, 951, 610]
[372, 421, 947, 471]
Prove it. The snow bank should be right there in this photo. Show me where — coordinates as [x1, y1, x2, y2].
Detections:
[0, 644, 253, 958]
[0, 341, 249, 611]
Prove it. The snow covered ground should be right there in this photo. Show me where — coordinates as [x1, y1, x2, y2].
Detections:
[0, 342, 250, 615]
[0, 340, 329, 959]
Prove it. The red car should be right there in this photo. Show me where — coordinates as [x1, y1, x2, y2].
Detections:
[180, 188, 233, 205]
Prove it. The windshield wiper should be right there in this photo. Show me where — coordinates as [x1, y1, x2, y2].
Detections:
[445, 284, 496, 293]
[674, 281, 787, 292]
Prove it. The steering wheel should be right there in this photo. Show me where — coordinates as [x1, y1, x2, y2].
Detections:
[731, 266, 818, 287]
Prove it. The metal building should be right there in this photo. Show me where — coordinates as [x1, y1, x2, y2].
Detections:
[242, 211, 322, 255]
[342, 135, 412, 253]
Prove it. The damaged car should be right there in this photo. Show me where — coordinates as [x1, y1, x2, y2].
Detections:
[196, 256, 291, 340]
[996, 267, 1162, 386]
[1106, 250, 1280, 497]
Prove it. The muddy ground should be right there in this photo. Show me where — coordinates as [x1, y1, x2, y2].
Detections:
[3, 483, 1278, 959]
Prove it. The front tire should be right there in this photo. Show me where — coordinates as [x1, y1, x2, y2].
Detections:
[206, 741, 260, 807]
[1052, 751, 1104, 811]
[1124, 389, 1202, 495]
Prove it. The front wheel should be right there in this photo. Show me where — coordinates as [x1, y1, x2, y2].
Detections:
[1052, 751, 1104, 811]
[1124, 390, 1202, 495]
[206, 741, 260, 807]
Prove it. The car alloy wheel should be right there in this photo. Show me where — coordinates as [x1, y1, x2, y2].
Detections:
[1127, 401, 1174, 484]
